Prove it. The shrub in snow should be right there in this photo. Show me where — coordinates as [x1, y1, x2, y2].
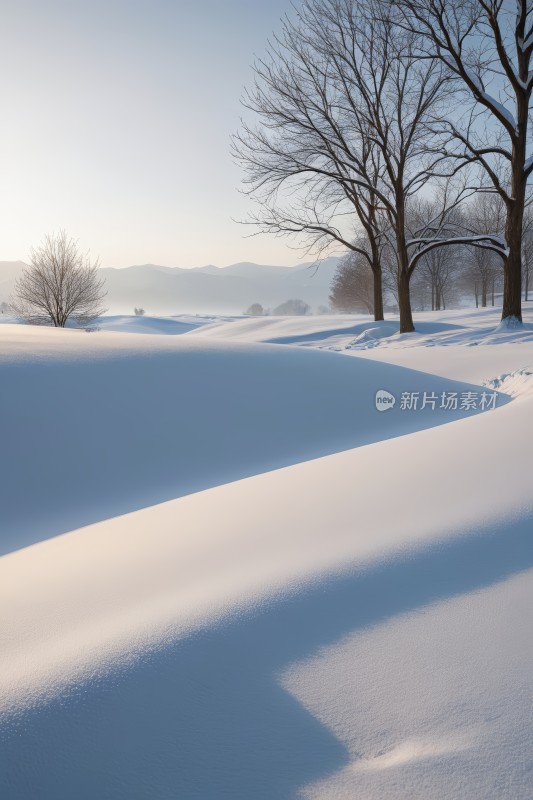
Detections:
[245, 303, 264, 316]
[273, 298, 311, 316]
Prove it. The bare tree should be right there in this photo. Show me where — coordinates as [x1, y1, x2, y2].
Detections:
[416, 245, 459, 309]
[462, 246, 501, 306]
[459, 192, 505, 305]
[12, 231, 107, 327]
[235, 0, 489, 332]
[407, 195, 464, 309]
[233, 0, 389, 321]
[330, 249, 376, 313]
[394, 0, 533, 325]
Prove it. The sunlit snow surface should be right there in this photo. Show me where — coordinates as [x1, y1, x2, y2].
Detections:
[1, 306, 532, 799]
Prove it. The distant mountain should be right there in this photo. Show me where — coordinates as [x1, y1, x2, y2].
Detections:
[0, 258, 341, 314]
[0, 262, 28, 303]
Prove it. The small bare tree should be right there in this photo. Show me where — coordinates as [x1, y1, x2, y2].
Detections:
[330, 247, 378, 314]
[461, 245, 500, 306]
[12, 231, 107, 328]
[415, 245, 460, 310]
[459, 192, 505, 305]
[408, 195, 464, 309]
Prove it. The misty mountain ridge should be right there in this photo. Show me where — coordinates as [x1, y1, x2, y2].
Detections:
[0, 257, 341, 314]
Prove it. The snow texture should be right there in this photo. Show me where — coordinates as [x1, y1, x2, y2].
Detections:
[1, 306, 532, 799]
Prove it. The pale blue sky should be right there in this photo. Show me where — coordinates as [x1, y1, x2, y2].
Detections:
[0, 0, 317, 267]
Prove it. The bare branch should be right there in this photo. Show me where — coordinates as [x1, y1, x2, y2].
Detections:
[11, 231, 107, 327]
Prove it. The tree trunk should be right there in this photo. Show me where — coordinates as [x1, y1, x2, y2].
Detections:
[502, 107, 527, 323]
[396, 200, 415, 332]
[367, 211, 384, 322]
[502, 240, 524, 321]
[397, 270, 414, 333]
[372, 262, 384, 321]
[481, 281, 487, 308]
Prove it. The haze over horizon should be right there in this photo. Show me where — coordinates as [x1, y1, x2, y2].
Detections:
[0, 0, 334, 269]
[0, 256, 331, 271]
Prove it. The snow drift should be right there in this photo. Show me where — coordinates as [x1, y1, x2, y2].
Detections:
[1, 311, 532, 800]
[0, 323, 503, 554]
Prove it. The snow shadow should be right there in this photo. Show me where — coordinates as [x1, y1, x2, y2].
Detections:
[2, 517, 531, 799]
[265, 319, 463, 346]
[0, 345, 510, 553]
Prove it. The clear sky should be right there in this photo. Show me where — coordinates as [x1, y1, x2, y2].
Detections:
[0, 0, 317, 268]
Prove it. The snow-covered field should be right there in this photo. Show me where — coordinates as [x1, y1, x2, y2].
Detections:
[1, 307, 532, 799]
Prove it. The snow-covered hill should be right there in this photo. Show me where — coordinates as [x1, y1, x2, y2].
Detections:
[1, 307, 532, 799]
[1, 321, 499, 554]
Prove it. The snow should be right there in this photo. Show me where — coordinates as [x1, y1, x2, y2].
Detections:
[493, 314, 524, 331]
[483, 366, 533, 398]
[462, 67, 517, 131]
[406, 234, 508, 267]
[283, 569, 533, 799]
[482, 96, 517, 130]
[521, 30, 533, 52]
[1, 308, 532, 798]
[1, 323, 498, 554]
[187, 313, 367, 342]
[92, 314, 215, 335]
[190, 306, 533, 350]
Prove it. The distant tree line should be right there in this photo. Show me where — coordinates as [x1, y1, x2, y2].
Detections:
[330, 192, 533, 313]
[245, 298, 312, 316]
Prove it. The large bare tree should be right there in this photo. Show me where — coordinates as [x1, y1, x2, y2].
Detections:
[235, 0, 489, 332]
[393, 0, 533, 325]
[233, 1, 388, 321]
[12, 231, 107, 327]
